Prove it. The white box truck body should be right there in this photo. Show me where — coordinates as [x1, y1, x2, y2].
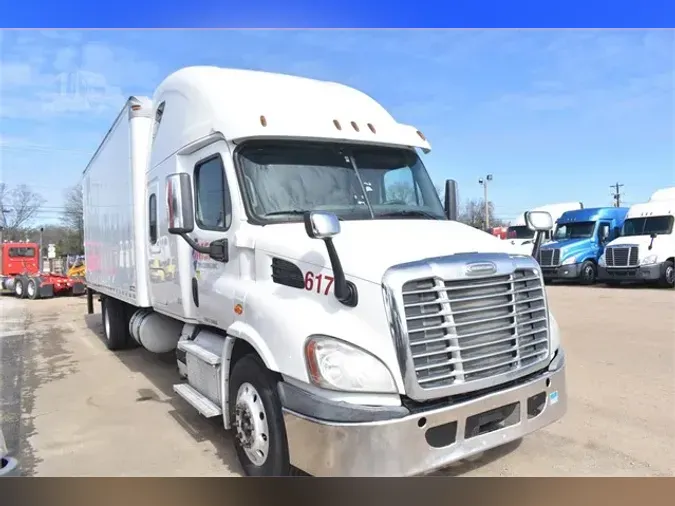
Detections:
[507, 202, 584, 256]
[82, 66, 567, 476]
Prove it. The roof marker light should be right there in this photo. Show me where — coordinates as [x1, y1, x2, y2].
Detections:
[367, 123, 376, 133]
[333, 119, 342, 130]
[416, 130, 426, 141]
[351, 121, 360, 132]
[260, 115, 267, 127]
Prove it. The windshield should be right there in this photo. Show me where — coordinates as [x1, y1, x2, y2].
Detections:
[507, 226, 535, 240]
[622, 216, 674, 236]
[554, 221, 595, 240]
[236, 141, 446, 222]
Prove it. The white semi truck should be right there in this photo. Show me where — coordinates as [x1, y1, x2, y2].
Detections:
[598, 187, 675, 288]
[82, 66, 567, 477]
[507, 202, 584, 256]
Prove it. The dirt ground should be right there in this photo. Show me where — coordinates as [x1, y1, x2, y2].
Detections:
[1, 285, 673, 477]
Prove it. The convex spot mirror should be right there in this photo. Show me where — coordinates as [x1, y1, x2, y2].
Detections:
[525, 210, 553, 232]
[304, 211, 341, 240]
[166, 173, 195, 235]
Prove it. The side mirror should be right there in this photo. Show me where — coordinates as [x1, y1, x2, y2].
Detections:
[304, 211, 340, 240]
[303, 211, 357, 307]
[524, 211, 553, 260]
[444, 179, 459, 221]
[525, 210, 553, 232]
[166, 173, 195, 234]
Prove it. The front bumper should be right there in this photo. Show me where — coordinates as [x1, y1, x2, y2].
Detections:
[542, 264, 581, 280]
[598, 263, 662, 282]
[282, 351, 567, 477]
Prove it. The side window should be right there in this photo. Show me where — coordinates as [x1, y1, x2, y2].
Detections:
[382, 167, 419, 205]
[194, 155, 231, 230]
[149, 193, 158, 244]
[152, 102, 165, 143]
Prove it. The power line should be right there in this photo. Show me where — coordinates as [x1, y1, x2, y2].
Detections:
[610, 182, 624, 207]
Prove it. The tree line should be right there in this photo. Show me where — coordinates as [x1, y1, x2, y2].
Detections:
[0, 182, 83, 257]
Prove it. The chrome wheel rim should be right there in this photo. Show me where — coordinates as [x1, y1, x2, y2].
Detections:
[234, 382, 269, 466]
[27, 282, 35, 297]
[15, 282, 23, 296]
[666, 266, 674, 286]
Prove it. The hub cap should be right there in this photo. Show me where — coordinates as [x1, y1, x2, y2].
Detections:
[234, 382, 269, 466]
[584, 265, 594, 279]
[27, 282, 35, 297]
[15, 282, 23, 296]
[666, 266, 674, 286]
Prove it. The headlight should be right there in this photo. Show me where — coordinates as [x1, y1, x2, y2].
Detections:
[305, 336, 397, 393]
[641, 255, 658, 265]
[561, 256, 577, 265]
[598, 254, 606, 267]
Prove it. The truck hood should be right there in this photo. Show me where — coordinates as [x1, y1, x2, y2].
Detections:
[605, 234, 673, 260]
[542, 238, 595, 261]
[251, 219, 520, 284]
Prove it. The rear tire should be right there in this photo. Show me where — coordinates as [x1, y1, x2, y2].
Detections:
[659, 260, 675, 288]
[101, 297, 132, 350]
[229, 354, 291, 477]
[14, 277, 26, 299]
[579, 260, 597, 285]
[26, 278, 40, 300]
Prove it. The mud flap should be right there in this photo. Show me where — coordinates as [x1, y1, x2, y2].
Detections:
[71, 282, 86, 296]
[39, 283, 55, 298]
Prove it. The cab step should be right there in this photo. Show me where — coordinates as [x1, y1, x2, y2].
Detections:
[173, 383, 222, 418]
[177, 340, 221, 366]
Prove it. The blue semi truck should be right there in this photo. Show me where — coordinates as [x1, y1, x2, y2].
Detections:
[537, 207, 629, 285]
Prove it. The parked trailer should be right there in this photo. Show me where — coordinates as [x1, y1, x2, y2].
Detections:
[598, 192, 675, 288]
[537, 207, 629, 285]
[0, 242, 86, 299]
[82, 66, 567, 477]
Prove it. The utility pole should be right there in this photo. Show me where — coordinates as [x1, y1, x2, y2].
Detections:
[610, 182, 624, 207]
[478, 174, 493, 230]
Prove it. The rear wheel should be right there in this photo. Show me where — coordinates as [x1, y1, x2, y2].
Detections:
[229, 354, 291, 477]
[26, 278, 40, 300]
[14, 277, 26, 299]
[579, 260, 597, 285]
[659, 260, 675, 288]
[101, 297, 132, 350]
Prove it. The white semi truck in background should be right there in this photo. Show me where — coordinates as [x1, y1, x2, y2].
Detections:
[82, 66, 567, 477]
[598, 187, 675, 288]
[507, 202, 584, 255]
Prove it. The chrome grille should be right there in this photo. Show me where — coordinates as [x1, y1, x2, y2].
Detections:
[606, 246, 639, 267]
[539, 249, 560, 267]
[401, 269, 550, 391]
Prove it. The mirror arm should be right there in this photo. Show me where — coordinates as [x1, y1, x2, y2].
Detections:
[324, 238, 358, 307]
[179, 232, 210, 254]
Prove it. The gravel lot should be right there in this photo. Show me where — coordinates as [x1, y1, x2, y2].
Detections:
[1, 285, 673, 477]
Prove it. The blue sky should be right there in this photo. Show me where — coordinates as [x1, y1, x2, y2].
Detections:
[0, 29, 673, 225]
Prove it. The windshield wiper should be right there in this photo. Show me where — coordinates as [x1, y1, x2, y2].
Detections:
[377, 209, 442, 220]
[265, 210, 308, 217]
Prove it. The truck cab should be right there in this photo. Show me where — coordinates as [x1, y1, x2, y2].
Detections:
[507, 202, 583, 256]
[598, 192, 675, 288]
[537, 207, 628, 285]
[0, 242, 39, 293]
[83, 66, 567, 477]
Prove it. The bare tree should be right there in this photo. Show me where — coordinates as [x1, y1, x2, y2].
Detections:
[61, 183, 84, 254]
[458, 198, 504, 230]
[0, 183, 46, 240]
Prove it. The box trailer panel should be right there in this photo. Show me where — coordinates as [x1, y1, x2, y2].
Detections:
[83, 97, 153, 306]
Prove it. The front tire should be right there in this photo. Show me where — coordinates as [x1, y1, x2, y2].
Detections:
[579, 260, 597, 285]
[659, 260, 675, 288]
[229, 354, 291, 476]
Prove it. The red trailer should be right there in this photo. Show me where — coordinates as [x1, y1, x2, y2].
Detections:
[0, 241, 86, 299]
[490, 226, 508, 239]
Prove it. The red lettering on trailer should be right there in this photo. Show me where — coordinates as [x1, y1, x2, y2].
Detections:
[304, 271, 334, 296]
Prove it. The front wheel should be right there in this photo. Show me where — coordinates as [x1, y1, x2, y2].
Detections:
[229, 354, 291, 476]
[579, 260, 597, 285]
[659, 260, 675, 288]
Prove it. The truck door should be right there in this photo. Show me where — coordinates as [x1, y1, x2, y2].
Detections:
[186, 142, 239, 329]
